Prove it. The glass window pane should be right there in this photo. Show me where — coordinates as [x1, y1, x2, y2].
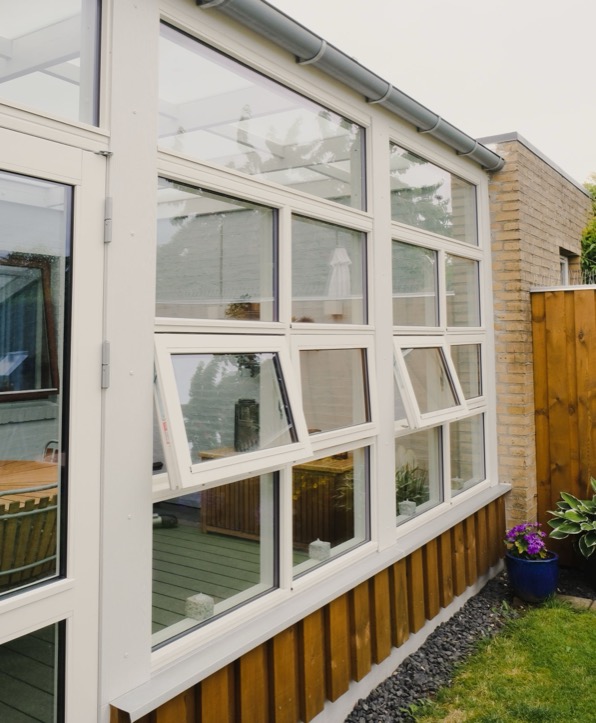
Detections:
[392, 241, 438, 326]
[451, 344, 482, 399]
[446, 255, 480, 327]
[396, 428, 442, 523]
[402, 347, 459, 414]
[300, 349, 369, 433]
[293, 448, 368, 576]
[394, 376, 409, 426]
[156, 179, 275, 321]
[0, 171, 71, 596]
[171, 352, 295, 462]
[390, 143, 477, 244]
[292, 216, 366, 324]
[0, 623, 62, 722]
[0, 2, 100, 125]
[450, 415, 485, 495]
[152, 474, 277, 646]
[159, 24, 365, 209]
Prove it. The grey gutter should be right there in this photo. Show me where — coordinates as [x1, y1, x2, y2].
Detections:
[196, 0, 505, 172]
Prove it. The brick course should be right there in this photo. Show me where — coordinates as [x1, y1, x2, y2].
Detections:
[485, 135, 591, 525]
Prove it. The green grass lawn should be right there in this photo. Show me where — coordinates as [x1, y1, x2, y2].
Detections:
[415, 599, 596, 723]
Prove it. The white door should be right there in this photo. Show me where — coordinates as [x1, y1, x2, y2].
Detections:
[0, 128, 105, 722]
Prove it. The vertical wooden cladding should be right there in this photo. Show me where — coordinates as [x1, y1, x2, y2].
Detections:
[111, 498, 505, 723]
[532, 290, 596, 564]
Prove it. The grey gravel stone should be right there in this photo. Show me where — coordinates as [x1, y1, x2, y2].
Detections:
[345, 567, 593, 722]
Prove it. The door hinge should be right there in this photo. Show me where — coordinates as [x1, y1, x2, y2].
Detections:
[101, 341, 110, 389]
[104, 196, 113, 244]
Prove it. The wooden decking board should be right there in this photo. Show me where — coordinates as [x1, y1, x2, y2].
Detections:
[153, 558, 259, 590]
[151, 524, 310, 636]
[0, 700, 39, 723]
[0, 648, 54, 694]
[0, 670, 53, 721]
[152, 524, 266, 633]
[153, 540, 260, 567]
[3, 632, 54, 668]
[0, 625, 56, 722]
[153, 550, 260, 582]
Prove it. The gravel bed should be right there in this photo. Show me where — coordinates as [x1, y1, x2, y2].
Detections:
[345, 566, 594, 722]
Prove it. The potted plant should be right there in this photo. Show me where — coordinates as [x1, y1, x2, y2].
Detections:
[395, 464, 428, 517]
[504, 522, 559, 603]
[547, 477, 596, 585]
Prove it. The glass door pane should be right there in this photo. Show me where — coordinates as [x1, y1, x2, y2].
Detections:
[0, 170, 72, 596]
[0, 622, 62, 722]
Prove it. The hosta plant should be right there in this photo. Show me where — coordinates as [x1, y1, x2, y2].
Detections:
[548, 477, 596, 558]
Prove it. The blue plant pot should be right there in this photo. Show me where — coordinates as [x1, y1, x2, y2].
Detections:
[505, 551, 559, 603]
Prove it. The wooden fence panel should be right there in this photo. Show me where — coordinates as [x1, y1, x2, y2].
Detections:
[545, 292, 577, 509]
[271, 627, 299, 723]
[349, 582, 372, 681]
[451, 523, 467, 596]
[464, 517, 478, 587]
[390, 559, 410, 647]
[199, 666, 235, 723]
[154, 689, 195, 723]
[370, 569, 392, 664]
[299, 610, 326, 721]
[532, 289, 596, 565]
[422, 539, 440, 620]
[238, 645, 270, 723]
[406, 548, 426, 633]
[437, 530, 454, 608]
[325, 595, 351, 702]
[573, 290, 596, 496]
[474, 507, 489, 577]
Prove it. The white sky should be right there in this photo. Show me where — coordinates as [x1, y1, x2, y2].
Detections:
[268, 0, 595, 186]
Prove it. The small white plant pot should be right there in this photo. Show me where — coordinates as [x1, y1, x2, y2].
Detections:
[398, 500, 417, 517]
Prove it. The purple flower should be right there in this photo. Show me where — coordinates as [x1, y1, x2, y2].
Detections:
[504, 522, 549, 560]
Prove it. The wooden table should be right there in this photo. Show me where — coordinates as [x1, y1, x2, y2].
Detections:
[0, 460, 58, 506]
[198, 449, 354, 546]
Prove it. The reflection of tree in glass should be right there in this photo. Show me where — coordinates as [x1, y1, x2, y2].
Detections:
[390, 151, 452, 237]
[182, 355, 260, 458]
[230, 106, 360, 204]
[393, 243, 436, 293]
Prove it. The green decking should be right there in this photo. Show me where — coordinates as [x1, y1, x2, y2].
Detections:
[153, 525, 262, 632]
[152, 523, 309, 633]
[0, 624, 56, 723]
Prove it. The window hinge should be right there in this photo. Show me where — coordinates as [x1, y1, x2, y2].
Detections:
[104, 196, 113, 244]
[101, 341, 110, 389]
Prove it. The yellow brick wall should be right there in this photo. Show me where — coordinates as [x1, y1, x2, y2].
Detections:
[487, 138, 591, 525]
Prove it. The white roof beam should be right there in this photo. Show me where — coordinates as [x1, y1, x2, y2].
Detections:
[0, 16, 80, 83]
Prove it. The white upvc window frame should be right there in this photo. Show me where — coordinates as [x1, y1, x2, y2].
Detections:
[447, 335, 486, 409]
[393, 336, 467, 430]
[391, 237, 441, 332]
[154, 333, 312, 491]
[290, 333, 377, 453]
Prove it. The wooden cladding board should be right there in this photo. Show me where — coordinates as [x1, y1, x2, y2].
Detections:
[531, 289, 596, 565]
[111, 497, 505, 723]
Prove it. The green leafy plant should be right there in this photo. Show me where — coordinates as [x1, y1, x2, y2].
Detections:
[395, 464, 428, 505]
[547, 477, 596, 558]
